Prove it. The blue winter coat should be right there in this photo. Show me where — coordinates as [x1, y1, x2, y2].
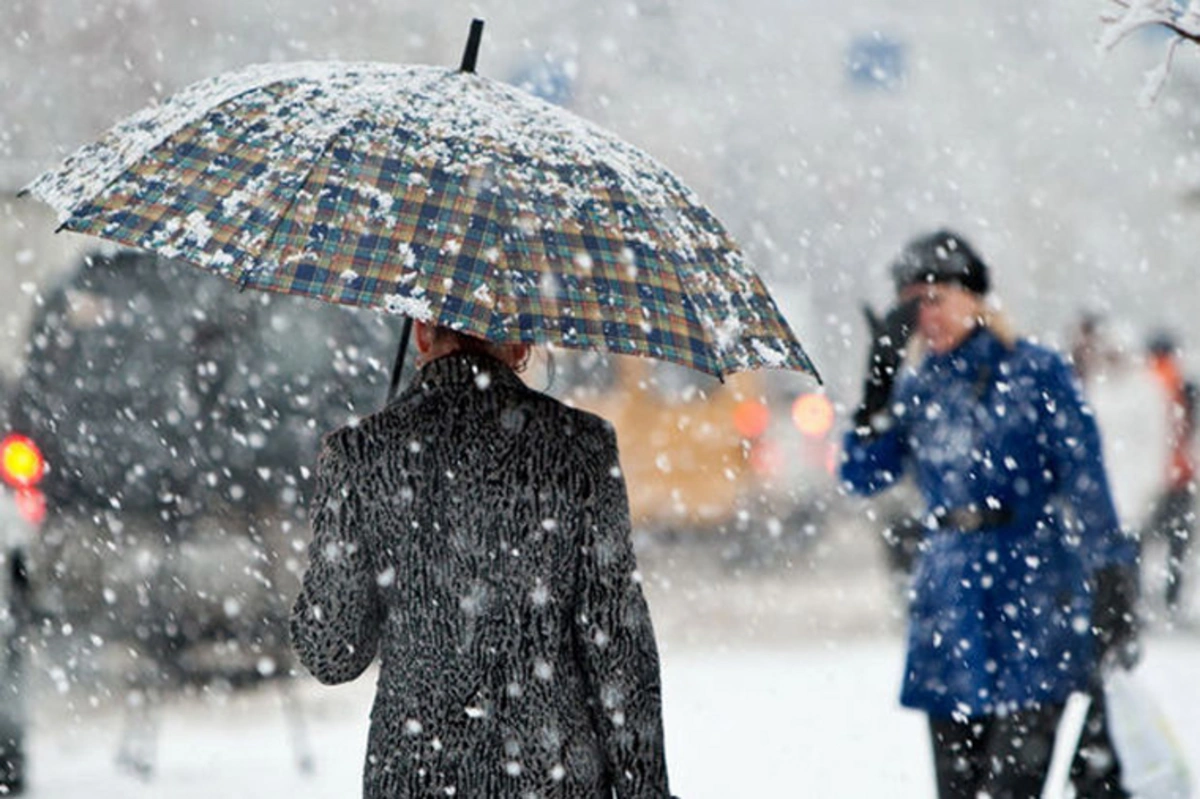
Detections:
[841, 327, 1136, 719]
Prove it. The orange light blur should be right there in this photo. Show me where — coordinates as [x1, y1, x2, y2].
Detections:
[823, 441, 840, 476]
[791, 393, 835, 438]
[1, 433, 45, 489]
[732, 399, 771, 439]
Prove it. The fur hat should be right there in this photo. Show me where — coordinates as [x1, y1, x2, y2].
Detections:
[891, 229, 990, 295]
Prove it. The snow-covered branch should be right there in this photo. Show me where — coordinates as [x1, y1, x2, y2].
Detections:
[1101, 0, 1200, 99]
[1101, 0, 1200, 48]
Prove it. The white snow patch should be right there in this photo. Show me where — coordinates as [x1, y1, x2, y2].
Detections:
[710, 315, 743, 353]
[383, 293, 433, 320]
[471, 283, 494, 306]
[750, 338, 789, 368]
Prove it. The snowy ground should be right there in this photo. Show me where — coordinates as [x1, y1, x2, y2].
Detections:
[16, 523, 1200, 797]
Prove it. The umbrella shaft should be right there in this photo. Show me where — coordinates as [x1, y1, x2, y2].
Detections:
[387, 318, 413, 404]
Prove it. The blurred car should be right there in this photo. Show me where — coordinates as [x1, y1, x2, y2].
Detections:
[546, 350, 838, 560]
[5, 249, 405, 687]
[741, 371, 841, 549]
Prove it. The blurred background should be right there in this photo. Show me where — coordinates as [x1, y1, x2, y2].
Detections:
[1, 1, 1198, 796]
[5, 0, 1200, 382]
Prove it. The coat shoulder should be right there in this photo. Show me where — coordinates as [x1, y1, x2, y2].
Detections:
[317, 418, 363, 454]
[316, 401, 411, 464]
[1012, 338, 1063, 365]
[518, 389, 618, 461]
[1008, 339, 1074, 381]
[555, 400, 614, 440]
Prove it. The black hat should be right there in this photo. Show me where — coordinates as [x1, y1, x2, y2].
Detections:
[1146, 329, 1178, 357]
[891, 229, 990, 295]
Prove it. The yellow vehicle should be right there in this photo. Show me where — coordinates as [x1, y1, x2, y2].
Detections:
[544, 351, 837, 538]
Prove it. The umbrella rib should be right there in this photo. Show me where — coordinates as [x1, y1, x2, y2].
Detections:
[667, 269, 731, 381]
[240, 111, 374, 287]
[626, 168, 731, 378]
[682, 280, 728, 380]
[633, 175, 789, 379]
[479, 166, 535, 343]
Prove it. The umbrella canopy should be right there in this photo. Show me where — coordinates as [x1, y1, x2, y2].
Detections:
[24, 28, 817, 382]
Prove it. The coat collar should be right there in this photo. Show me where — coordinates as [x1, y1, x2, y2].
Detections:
[923, 325, 1003, 375]
[411, 351, 527, 396]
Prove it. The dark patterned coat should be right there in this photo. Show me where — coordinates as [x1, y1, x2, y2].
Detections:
[291, 352, 672, 798]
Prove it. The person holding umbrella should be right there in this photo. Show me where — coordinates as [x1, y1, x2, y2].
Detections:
[290, 320, 674, 799]
[22, 22, 816, 797]
[840, 230, 1139, 799]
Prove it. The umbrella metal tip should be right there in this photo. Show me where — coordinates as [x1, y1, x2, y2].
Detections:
[460, 19, 485, 73]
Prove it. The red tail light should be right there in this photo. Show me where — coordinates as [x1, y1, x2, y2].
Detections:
[1, 433, 45, 489]
[15, 488, 46, 525]
[732, 399, 771, 440]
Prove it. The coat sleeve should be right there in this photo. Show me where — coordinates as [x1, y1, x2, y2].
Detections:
[1039, 354, 1138, 571]
[290, 431, 382, 685]
[573, 422, 671, 799]
[839, 423, 909, 497]
[840, 366, 915, 496]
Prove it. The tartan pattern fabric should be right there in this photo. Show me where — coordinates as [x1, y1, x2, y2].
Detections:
[27, 61, 817, 380]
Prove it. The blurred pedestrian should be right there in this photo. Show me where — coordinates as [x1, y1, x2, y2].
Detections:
[840, 230, 1139, 799]
[291, 322, 674, 799]
[1066, 312, 1167, 544]
[1068, 310, 1112, 386]
[1145, 331, 1198, 617]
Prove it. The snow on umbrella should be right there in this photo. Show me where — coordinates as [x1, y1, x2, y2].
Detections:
[22, 20, 819, 390]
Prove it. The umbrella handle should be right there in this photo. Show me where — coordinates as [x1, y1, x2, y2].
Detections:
[459, 19, 484, 73]
[387, 317, 413, 404]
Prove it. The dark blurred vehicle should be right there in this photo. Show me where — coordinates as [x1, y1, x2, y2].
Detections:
[5, 249, 404, 688]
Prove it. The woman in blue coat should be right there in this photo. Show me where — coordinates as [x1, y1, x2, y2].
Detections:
[840, 230, 1139, 799]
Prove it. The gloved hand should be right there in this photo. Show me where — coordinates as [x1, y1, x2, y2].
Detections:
[853, 299, 919, 432]
[1092, 564, 1140, 671]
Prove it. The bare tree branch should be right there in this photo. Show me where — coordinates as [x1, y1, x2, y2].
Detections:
[1101, 0, 1200, 99]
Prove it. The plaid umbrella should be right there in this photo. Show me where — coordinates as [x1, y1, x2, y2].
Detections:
[23, 21, 818, 386]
